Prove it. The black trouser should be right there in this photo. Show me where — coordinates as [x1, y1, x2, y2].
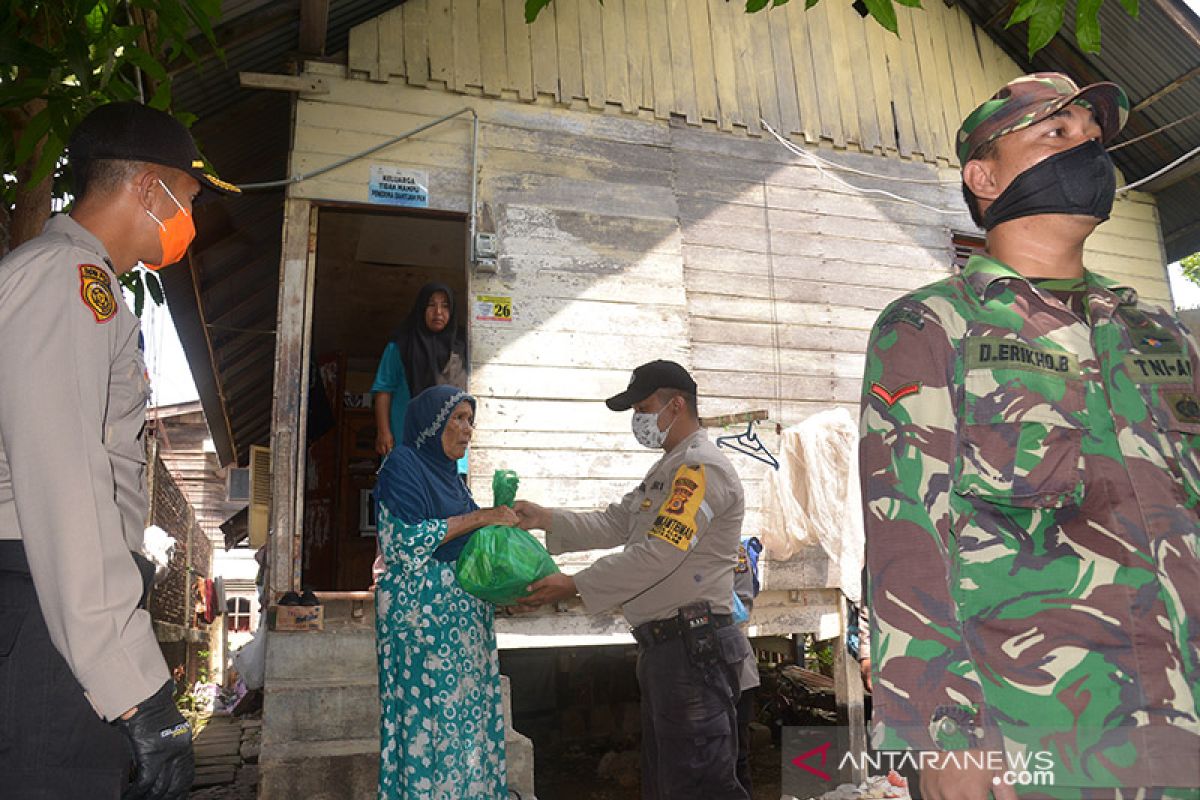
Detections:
[735, 686, 755, 796]
[636, 626, 750, 800]
[0, 541, 130, 799]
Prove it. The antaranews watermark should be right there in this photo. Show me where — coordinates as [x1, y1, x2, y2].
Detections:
[782, 727, 1056, 798]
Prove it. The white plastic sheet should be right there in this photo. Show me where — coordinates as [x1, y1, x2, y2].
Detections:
[232, 628, 266, 690]
[760, 407, 864, 603]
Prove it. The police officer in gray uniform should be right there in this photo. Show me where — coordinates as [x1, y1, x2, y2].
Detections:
[517, 360, 753, 800]
[0, 102, 237, 798]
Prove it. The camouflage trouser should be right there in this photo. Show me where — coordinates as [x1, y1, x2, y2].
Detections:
[1016, 788, 1200, 799]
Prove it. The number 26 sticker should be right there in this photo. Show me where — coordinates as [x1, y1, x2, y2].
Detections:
[475, 295, 513, 323]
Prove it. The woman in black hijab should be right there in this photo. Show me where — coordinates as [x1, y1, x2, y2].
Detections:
[371, 282, 468, 457]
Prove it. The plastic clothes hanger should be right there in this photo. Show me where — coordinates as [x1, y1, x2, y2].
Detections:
[715, 420, 780, 470]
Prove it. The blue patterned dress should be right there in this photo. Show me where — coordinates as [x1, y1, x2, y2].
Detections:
[374, 501, 507, 799]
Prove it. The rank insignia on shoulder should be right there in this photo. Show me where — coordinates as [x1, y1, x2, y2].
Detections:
[869, 382, 921, 407]
[878, 305, 925, 331]
[79, 264, 116, 323]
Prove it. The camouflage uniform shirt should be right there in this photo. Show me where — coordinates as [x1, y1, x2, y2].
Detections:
[860, 254, 1200, 790]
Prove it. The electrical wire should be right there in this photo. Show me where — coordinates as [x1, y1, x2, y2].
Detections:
[1117, 143, 1200, 194]
[1106, 109, 1200, 152]
[759, 120, 961, 185]
[759, 120, 971, 217]
[236, 107, 477, 191]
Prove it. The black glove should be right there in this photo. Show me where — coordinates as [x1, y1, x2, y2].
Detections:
[114, 680, 195, 800]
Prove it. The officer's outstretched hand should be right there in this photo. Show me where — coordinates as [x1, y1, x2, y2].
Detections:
[513, 500, 550, 531]
[115, 680, 194, 800]
[519, 573, 577, 607]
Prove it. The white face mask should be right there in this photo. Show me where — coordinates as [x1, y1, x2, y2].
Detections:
[631, 403, 675, 450]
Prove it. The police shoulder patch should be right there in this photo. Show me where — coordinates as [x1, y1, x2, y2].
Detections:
[648, 464, 706, 552]
[78, 264, 116, 323]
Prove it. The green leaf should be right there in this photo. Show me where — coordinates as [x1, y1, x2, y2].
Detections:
[123, 45, 170, 83]
[13, 108, 52, 167]
[1026, 0, 1064, 56]
[860, 0, 899, 34]
[894, 0, 921, 8]
[1118, 0, 1139, 18]
[134, 274, 146, 317]
[119, 270, 146, 317]
[29, 130, 65, 188]
[148, 79, 173, 110]
[805, 0, 821, 9]
[1075, 0, 1102, 53]
[146, 270, 164, 305]
[1006, 0, 1040, 26]
[525, 0, 553, 23]
[1181, 252, 1200, 286]
[746, 0, 771, 11]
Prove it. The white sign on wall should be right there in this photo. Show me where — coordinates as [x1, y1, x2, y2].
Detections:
[368, 166, 429, 207]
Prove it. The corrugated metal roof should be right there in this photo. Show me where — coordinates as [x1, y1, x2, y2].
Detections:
[164, 0, 405, 466]
[952, 0, 1200, 260]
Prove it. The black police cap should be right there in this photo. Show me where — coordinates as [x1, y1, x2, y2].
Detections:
[68, 102, 239, 195]
[606, 360, 698, 411]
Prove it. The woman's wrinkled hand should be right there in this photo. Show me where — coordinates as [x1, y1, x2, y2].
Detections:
[486, 505, 520, 528]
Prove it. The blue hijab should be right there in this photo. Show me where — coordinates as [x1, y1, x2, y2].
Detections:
[376, 385, 479, 561]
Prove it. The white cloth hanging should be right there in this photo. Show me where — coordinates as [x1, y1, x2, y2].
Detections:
[760, 407, 864, 603]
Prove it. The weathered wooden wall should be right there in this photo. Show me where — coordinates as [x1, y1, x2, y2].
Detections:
[291, 1, 1172, 543]
[291, 62, 1168, 543]
[347, 0, 1025, 167]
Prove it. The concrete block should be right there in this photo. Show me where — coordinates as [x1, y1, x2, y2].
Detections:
[265, 626, 378, 683]
[262, 681, 381, 743]
[506, 731, 535, 800]
[500, 673, 514, 734]
[260, 750, 379, 800]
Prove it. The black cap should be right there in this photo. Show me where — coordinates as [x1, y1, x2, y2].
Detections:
[605, 360, 698, 411]
[68, 102, 240, 195]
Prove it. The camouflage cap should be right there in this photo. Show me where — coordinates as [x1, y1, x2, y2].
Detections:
[956, 72, 1129, 164]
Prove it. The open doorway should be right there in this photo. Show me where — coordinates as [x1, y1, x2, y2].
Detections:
[302, 205, 469, 590]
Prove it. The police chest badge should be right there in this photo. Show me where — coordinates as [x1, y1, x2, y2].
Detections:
[79, 264, 117, 323]
[648, 464, 707, 552]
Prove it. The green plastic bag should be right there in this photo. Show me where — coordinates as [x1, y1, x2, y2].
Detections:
[456, 470, 560, 605]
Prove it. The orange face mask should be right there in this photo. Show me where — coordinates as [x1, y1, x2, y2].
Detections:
[143, 179, 195, 270]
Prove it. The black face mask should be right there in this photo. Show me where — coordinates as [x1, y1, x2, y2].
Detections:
[982, 139, 1116, 231]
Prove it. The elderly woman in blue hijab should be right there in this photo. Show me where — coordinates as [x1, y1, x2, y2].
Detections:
[374, 385, 517, 799]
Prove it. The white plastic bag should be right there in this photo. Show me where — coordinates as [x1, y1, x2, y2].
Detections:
[232, 628, 266, 690]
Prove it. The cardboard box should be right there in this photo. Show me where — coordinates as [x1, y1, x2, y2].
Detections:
[273, 604, 324, 632]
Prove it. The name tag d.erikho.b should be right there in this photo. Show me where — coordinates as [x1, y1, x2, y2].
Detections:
[965, 336, 1080, 377]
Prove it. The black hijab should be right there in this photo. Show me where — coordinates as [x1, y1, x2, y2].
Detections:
[391, 282, 466, 397]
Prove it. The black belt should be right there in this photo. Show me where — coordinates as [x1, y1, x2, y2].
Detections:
[631, 612, 734, 648]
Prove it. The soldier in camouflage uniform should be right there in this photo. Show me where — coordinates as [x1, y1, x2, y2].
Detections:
[860, 73, 1200, 800]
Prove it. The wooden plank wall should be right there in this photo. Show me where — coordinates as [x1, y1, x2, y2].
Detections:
[304, 0, 1173, 537]
[292, 68, 687, 530]
[347, 0, 1026, 166]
